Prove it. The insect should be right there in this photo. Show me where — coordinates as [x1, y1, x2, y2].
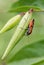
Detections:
[26, 19, 34, 35]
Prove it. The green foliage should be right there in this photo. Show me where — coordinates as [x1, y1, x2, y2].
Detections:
[9, 0, 44, 12]
[0, 0, 44, 65]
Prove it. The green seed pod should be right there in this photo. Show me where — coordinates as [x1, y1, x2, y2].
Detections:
[0, 12, 25, 33]
[1, 9, 33, 60]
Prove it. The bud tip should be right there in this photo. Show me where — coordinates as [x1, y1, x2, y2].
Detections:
[28, 8, 33, 13]
[20, 12, 25, 16]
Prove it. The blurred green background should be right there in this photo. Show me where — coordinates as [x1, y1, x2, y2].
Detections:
[0, 0, 44, 65]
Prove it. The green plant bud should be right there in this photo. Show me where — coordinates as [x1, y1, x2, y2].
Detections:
[1, 9, 33, 60]
[0, 12, 25, 33]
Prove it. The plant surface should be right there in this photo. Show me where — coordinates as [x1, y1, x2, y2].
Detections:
[0, 0, 44, 65]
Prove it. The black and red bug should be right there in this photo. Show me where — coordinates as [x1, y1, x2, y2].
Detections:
[27, 19, 34, 35]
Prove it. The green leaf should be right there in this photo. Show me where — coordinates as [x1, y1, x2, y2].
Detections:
[9, 0, 44, 12]
[33, 60, 44, 65]
[7, 57, 44, 65]
[7, 40, 44, 65]
[9, 6, 41, 12]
